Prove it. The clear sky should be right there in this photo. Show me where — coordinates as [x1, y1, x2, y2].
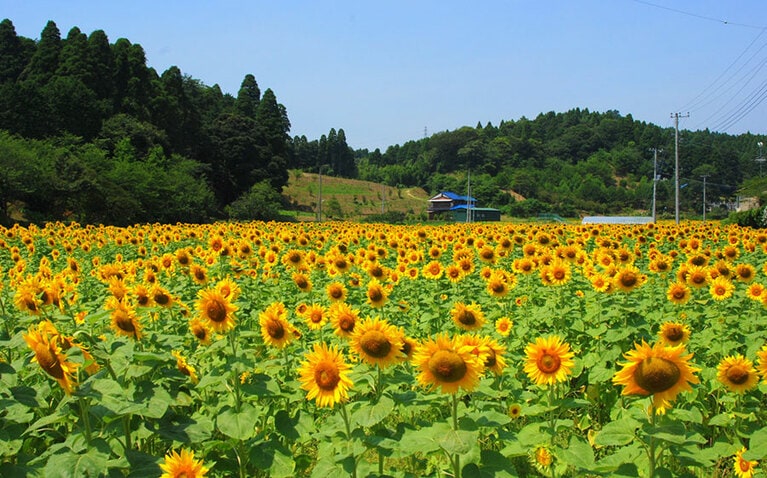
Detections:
[4, 1, 767, 151]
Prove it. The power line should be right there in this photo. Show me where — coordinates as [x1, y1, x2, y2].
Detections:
[629, 0, 767, 30]
[680, 29, 767, 114]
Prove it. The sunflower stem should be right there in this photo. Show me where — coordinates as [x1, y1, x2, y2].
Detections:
[451, 393, 461, 478]
[123, 415, 132, 450]
[78, 396, 92, 444]
[648, 403, 656, 478]
[339, 402, 358, 478]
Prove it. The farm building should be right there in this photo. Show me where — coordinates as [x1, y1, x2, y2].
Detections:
[427, 192, 500, 222]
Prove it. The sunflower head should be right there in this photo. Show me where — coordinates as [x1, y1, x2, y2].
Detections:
[259, 302, 300, 349]
[612, 341, 700, 414]
[523, 335, 575, 386]
[351, 316, 404, 368]
[450, 302, 486, 331]
[298, 342, 354, 408]
[717, 354, 759, 394]
[658, 321, 691, 346]
[733, 447, 758, 478]
[196, 287, 237, 333]
[159, 448, 209, 478]
[413, 333, 483, 394]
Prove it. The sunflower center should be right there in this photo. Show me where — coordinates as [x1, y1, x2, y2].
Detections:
[457, 311, 476, 326]
[537, 353, 561, 374]
[428, 350, 467, 383]
[330, 288, 343, 299]
[491, 282, 506, 294]
[154, 292, 170, 306]
[314, 363, 341, 391]
[726, 365, 750, 385]
[338, 316, 355, 332]
[634, 357, 681, 393]
[672, 288, 687, 300]
[295, 277, 309, 289]
[192, 326, 208, 341]
[484, 349, 497, 368]
[553, 269, 566, 281]
[114, 311, 136, 333]
[266, 319, 285, 339]
[206, 300, 227, 323]
[368, 288, 384, 302]
[34, 343, 65, 379]
[664, 326, 684, 342]
[620, 272, 637, 287]
[360, 331, 392, 358]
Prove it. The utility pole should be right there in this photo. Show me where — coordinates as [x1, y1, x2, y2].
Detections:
[756, 141, 765, 175]
[701, 174, 708, 222]
[316, 165, 323, 222]
[466, 170, 472, 223]
[671, 112, 689, 224]
[649, 148, 663, 223]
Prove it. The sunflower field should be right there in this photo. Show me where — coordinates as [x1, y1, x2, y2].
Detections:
[1, 220, 767, 478]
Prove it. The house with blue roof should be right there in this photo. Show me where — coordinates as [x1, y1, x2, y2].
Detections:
[428, 191, 501, 221]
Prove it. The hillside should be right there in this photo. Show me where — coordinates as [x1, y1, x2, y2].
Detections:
[282, 171, 430, 221]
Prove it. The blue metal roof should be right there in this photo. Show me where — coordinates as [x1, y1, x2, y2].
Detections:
[441, 191, 476, 202]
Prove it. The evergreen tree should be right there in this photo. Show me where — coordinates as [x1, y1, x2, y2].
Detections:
[20, 20, 61, 83]
[0, 19, 28, 82]
[235, 73, 260, 118]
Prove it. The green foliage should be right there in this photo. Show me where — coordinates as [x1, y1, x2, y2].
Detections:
[721, 206, 766, 228]
[225, 181, 284, 221]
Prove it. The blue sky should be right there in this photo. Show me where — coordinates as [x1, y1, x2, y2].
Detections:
[4, 1, 767, 150]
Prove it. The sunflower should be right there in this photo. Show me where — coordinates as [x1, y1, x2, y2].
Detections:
[328, 302, 359, 339]
[259, 302, 300, 349]
[107, 297, 142, 340]
[612, 341, 700, 414]
[413, 333, 483, 394]
[449, 301, 486, 331]
[298, 342, 354, 408]
[196, 287, 238, 333]
[444, 264, 464, 283]
[613, 265, 646, 293]
[422, 260, 443, 280]
[151, 284, 174, 308]
[485, 272, 509, 298]
[746, 282, 765, 301]
[508, 403, 522, 419]
[172, 350, 199, 385]
[709, 276, 735, 301]
[350, 316, 404, 368]
[523, 335, 575, 386]
[666, 282, 692, 305]
[530, 445, 554, 475]
[366, 279, 388, 308]
[159, 448, 209, 478]
[658, 321, 691, 346]
[292, 272, 312, 293]
[23, 322, 79, 394]
[303, 303, 327, 330]
[716, 354, 758, 394]
[189, 318, 213, 345]
[459, 334, 507, 376]
[755, 345, 767, 382]
[215, 277, 241, 301]
[495, 317, 513, 337]
[733, 447, 758, 478]
[189, 264, 208, 285]
[685, 265, 709, 289]
[540, 259, 572, 287]
[133, 284, 153, 307]
[326, 281, 347, 302]
[734, 263, 756, 283]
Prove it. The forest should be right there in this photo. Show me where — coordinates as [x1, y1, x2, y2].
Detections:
[1, 18, 766, 225]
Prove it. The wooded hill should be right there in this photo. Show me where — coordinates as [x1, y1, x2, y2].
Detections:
[1, 19, 765, 225]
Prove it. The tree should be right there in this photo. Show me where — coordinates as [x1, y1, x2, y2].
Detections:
[226, 180, 283, 221]
[20, 20, 61, 84]
[0, 19, 29, 83]
[235, 74, 260, 118]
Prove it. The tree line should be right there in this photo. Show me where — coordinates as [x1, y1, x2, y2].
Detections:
[355, 109, 766, 218]
[0, 19, 355, 225]
[1, 19, 764, 225]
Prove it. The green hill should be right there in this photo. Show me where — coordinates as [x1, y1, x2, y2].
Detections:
[281, 171, 430, 221]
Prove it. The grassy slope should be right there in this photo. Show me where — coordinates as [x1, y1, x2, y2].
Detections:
[281, 170, 431, 221]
